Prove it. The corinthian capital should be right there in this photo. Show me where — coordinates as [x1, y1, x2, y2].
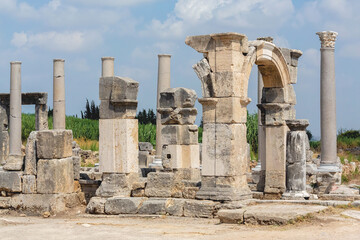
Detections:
[316, 31, 338, 48]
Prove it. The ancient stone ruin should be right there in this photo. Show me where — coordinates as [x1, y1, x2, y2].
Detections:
[0, 31, 358, 222]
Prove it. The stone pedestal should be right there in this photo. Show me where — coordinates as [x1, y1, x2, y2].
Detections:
[316, 31, 341, 174]
[53, 59, 66, 130]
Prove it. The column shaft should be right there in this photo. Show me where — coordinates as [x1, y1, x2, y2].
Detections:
[101, 57, 115, 77]
[53, 59, 66, 130]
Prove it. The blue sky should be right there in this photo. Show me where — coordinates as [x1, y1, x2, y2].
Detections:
[0, 0, 359, 138]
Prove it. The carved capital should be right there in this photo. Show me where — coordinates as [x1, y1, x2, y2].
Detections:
[316, 31, 338, 48]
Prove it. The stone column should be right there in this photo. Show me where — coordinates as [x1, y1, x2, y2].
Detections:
[101, 57, 114, 77]
[154, 54, 171, 166]
[53, 59, 66, 130]
[316, 31, 340, 172]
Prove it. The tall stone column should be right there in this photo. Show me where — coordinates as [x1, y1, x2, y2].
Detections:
[316, 31, 340, 172]
[53, 59, 66, 130]
[101, 57, 115, 77]
[154, 54, 171, 166]
[4, 62, 23, 170]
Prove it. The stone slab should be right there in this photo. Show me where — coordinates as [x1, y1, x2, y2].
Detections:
[138, 198, 167, 215]
[3, 154, 23, 171]
[86, 197, 107, 214]
[36, 158, 74, 194]
[165, 198, 185, 216]
[145, 172, 174, 198]
[161, 125, 198, 145]
[95, 173, 134, 198]
[0, 171, 22, 192]
[104, 197, 146, 214]
[36, 130, 73, 159]
[341, 210, 360, 220]
[218, 209, 245, 223]
[99, 100, 137, 119]
[184, 200, 219, 218]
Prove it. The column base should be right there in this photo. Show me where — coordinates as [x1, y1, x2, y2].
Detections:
[3, 154, 23, 171]
[148, 156, 163, 169]
[317, 164, 342, 173]
[282, 191, 310, 200]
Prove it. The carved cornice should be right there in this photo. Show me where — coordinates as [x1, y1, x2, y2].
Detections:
[316, 31, 338, 48]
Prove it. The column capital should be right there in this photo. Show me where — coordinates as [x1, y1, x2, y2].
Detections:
[316, 31, 338, 48]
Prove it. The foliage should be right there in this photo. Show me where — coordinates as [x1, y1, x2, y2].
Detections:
[310, 141, 321, 152]
[198, 127, 203, 143]
[136, 109, 156, 125]
[75, 138, 99, 151]
[81, 99, 99, 120]
[306, 130, 313, 141]
[337, 129, 360, 149]
[338, 129, 360, 139]
[246, 111, 258, 154]
[138, 123, 156, 146]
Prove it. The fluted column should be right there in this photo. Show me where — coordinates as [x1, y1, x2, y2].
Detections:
[155, 54, 171, 162]
[53, 59, 66, 130]
[316, 31, 339, 172]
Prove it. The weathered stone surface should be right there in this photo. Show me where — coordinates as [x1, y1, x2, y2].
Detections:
[243, 204, 327, 225]
[0, 103, 9, 131]
[24, 131, 37, 175]
[36, 130, 73, 159]
[99, 76, 139, 102]
[145, 172, 174, 198]
[73, 156, 81, 180]
[0, 131, 9, 166]
[138, 198, 167, 215]
[162, 144, 200, 169]
[138, 151, 149, 168]
[192, 58, 215, 98]
[286, 119, 309, 131]
[258, 103, 294, 126]
[329, 185, 359, 195]
[0, 197, 11, 208]
[96, 173, 135, 197]
[99, 119, 138, 173]
[184, 200, 219, 218]
[3, 154, 23, 171]
[341, 210, 360, 220]
[161, 125, 198, 145]
[86, 197, 106, 214]
[159, 87, 197, 109]
[165, 198, 185, 216]
[104, 197, 146, 214]
[139, 142, 153, 151]
[218, 209, 245, 223]
[22, 175, 36, 194]
[99, 100, 137, 119]
[158, 108, 197, 125]
[37, 158, 74, 194]
[0, 171, 21, 192]
[351, 200, 360, 207]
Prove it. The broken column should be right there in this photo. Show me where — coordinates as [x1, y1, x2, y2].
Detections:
[158, 87, 200, 171]
[186, 33, 252, 201]
[283, 119, 310, 199]
[153, 54, 171, 167]
[101, 57, 114, 77]
[53, 59, 66, 130]
[4, 61, 23, 170]
[316, 31, 341, 175]
[97, 57, 139, 197]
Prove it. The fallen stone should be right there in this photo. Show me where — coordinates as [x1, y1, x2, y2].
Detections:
[104, 197, 146, 214]
[218, 209, 245, 224]
[0, 171, 22, 193]
[184, 200, 218, 218]
[329, 185, 359, 195]
[36, 130, 73, 159]
[165, 198, 185, 216]
[341, 210, 360, 220]
[86, 197, 107, 214]
[138, 199, 166, 215]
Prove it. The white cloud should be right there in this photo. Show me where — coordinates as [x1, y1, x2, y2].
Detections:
[65, 0, 158, 7]
[10, 31, 102, 52]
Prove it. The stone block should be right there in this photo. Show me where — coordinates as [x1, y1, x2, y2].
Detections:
[99, 119, 138, 173]
[261, 88, 285, 103]
[3, 154, 23, 171]
[159, 108, 197, 125]
[22, 175, 37, 194]
[99, 76, 139, 102]
[161, 125, 198, 145]
[280, 48, 291, 65]
[36, 130, 73, 159]
[0, 103, 9, 132]
[0, 171, 22, 192]
[202, 123, 248, 177]
[162, 145, 200, 169]
[0, 131, 9, 166]
[104, 197, 146, 214]
[138, 198, 167, 215]
[184, 200, 218, 218]
[86, 197, 106, 214]
[139, 151, 149, 168]
[0, 197, 11, 209]
[145, 172, 174, 198]
[165, 198, 185, 216]
[192, 58, 216, 98]
[218, 209, 245, 223]
[99, 100, 137, 119]
[289, 65, 298, 84]
[259, 103, 293, 126]
[73, 156, 81, 180]
[24, 131, 37, 175]
[37, 158, 74, 194]
[139, 142, 153, 151]
[159, 87, 197, 109]
[290, 49, 302, 67]
[96, 173, 136, 197]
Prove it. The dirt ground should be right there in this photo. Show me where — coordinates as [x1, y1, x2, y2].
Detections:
[1, 208, 360, 240]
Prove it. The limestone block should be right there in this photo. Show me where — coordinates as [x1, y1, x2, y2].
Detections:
[280, 48, 291, 65]
[145, 172, 174, 198]
[192, 58, 216, 98]
[86, 197, 106, 214]
[202, 123, 248, 177]
[3, 154, 23, 171]
[139, 151, 149, 168]
[165, 198, 185, 216]
[218, 209, 245, 223]
[73, 156, 81, 180]
[183, 200, 218, 218]
[0, 197, 11, 208]
[104, 197, 146, 214]
[0, 104, 9, 131]
[258, 103, 293, 126]
[162, 145, 200, 169]
[215, 97, 248, 123]
[290, 49, 302, 67]
[22, 175, 37, 194]
[99, 119, 138, 173]
[99, 100, 137, 119]
[261, 88, 285, 103]
[138, 198, 167, 215]
[99, 76, 139, 102]
[95, 173, 135, 197]
[24, 131, 37, 175]
[159, 87, 197, 109]
[289, 66, 298, 84]
[161, 125, 198, 145]
[139, 142, 153, 151]
[158, 108, 197, 125]
[0, 171, 22, 192]
[37, 158, 74, 194]
[213, 71, 243, 97]
[35, 104, 48, 131]
[0, 131, 9, 166]
[198, 98, 217, 123]
[36, 130, 73, 159]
